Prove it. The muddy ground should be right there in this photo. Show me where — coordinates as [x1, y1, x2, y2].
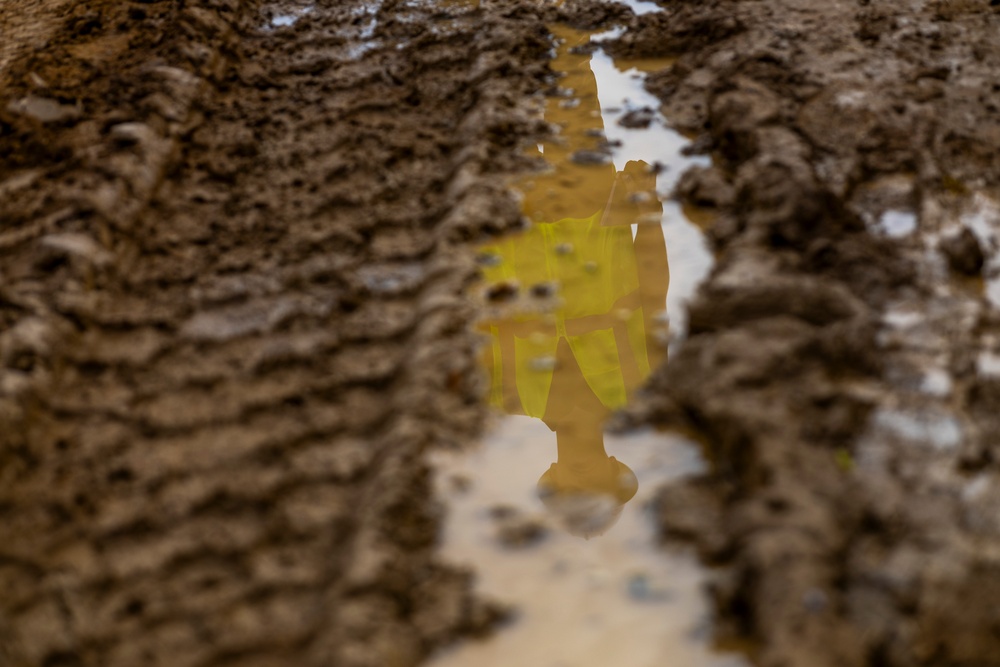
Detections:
[2, 0, 1000, 666]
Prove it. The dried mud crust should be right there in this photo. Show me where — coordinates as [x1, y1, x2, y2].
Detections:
[611, 1, 1000, 666]
[0, 1, 554, 665]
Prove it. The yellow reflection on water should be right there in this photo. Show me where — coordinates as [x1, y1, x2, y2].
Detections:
[477, 26, 671, 538]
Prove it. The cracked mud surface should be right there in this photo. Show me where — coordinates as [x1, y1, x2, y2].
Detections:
[3, 0, 1000, 666]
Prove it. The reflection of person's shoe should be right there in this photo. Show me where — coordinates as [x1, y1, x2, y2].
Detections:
[537, 457, 638, 538]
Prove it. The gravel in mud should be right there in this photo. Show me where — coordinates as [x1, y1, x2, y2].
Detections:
[5, 0, 1000, 666]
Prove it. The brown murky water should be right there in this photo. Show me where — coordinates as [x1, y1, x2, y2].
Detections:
[430, 21, 743, 667]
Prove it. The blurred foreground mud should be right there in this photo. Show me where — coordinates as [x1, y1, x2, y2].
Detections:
[0, 0, 551, 664]
[3, 0, 1000, 666]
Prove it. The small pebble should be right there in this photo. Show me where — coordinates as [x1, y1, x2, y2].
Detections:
[476, 252, 502, 267]
[554, 242, 574, 256]
[530, 282, 558, 298]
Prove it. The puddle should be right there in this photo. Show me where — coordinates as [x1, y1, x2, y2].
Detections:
[431, 426, 745, 667]
[430, 22, 743, 667]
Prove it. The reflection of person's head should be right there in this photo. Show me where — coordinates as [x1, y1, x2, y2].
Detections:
[537, 457, 638, 538]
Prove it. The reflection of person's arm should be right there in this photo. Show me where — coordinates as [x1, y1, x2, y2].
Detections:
[634, 222, 669, 370]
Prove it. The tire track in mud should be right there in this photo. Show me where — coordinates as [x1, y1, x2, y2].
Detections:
[0, 1, 553, 665]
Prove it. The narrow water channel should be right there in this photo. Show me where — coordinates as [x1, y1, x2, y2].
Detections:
[430, 20, 747, 667]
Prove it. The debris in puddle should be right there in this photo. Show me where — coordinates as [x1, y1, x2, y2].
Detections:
[430, 19, 736, 667]
[570, 149, 613, 165]
[490, 505, 550, 549]
[477, 252, 503, 267]
[449, 473, 473, 494]
[618, 107, 655, 129]
[529, 281, 558, 298]
[486, 280, 519, 302]
[627, 571, 674, 603]
[553, 242, 574, 255]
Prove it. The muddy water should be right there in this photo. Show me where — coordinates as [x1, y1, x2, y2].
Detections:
[430, 22, 744, 667]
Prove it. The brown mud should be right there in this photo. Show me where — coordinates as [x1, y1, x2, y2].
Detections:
[3, 1, 1000, 667]
[0, 1, 551, 665]
[610, 1, 1000, 666]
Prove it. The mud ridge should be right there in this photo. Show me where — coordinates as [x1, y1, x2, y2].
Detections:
[0, 1, 554, 665]
[611, 1, 1000, 665]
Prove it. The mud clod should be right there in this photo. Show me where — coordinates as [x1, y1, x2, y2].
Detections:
[0, 1, 552, 665]
[618, 107, 655, 129]
[940, 227, 985, 276]
[675, 165, 735, 209]
[614, 0, 1000, 664]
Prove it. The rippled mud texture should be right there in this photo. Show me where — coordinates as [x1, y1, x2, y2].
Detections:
[610, 1, 1000, 666]
[0, 1, 557, 665]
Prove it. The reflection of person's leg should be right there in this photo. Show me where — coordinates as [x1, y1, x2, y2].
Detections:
[634, 222, 669, 370]
[542, 337, 608, 435]
[537, 339, 639, 539]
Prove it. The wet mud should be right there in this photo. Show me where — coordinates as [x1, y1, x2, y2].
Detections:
[3, 0, 1000, 666]
[609, 1, 1000, 666]
[0, 1, 550, 665]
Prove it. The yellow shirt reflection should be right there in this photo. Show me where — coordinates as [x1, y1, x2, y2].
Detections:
[477, 27, 670, 537]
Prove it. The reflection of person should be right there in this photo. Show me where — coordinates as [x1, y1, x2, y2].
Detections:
[478, 27, 670, 538]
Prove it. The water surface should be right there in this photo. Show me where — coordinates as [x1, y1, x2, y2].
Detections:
[430, 21, 743, 667]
